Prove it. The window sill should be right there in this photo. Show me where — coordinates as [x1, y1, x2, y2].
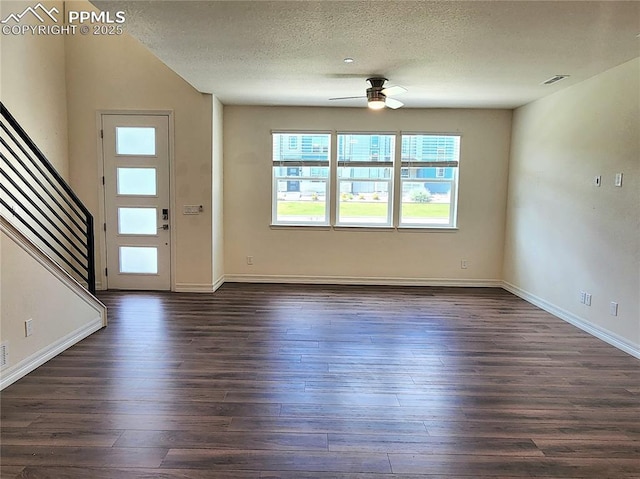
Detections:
[333, 226, 395, 232]
[397, 226, 458, 232]
[270, 224, 332, 230]
[269, 224, 458, 232]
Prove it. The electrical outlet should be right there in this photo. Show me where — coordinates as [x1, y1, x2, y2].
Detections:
[25, 319, 33, 337]
[246, 256, 254, 265]
[461, 260, 468, 269]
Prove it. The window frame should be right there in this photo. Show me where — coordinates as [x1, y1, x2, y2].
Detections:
[270, 131, 461, 230]
[398, 133, 461, 229]
[336, 132, 396, 228]
[271, 131, 331, 226]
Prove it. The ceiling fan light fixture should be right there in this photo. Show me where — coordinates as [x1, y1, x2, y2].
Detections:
[330, 77, 406, 110]
[367, 88, 387, 110]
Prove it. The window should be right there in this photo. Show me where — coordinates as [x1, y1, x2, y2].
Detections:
[271, 131, 460, 229]
[116, 127, 156, 156]
[400, 134, 460, 227]
[272, 132, 330, 225]
[117, 167, 157, 195]
[337, 134, 395, 226]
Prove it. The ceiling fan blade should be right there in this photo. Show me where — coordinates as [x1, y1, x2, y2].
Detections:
[381, 85, 408, 97]
[385, 98, 404, 109]
[329, 96, 366, 101]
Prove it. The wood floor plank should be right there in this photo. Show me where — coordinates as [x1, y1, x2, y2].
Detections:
[224, 391, 401, 407]
[423, 421, 633, 440]
[161, 449, 392, 473]
[0, 445, 168, 468]
[0, 384, 226, 402]
[0, 466, 25, 477]
[15, 467, 259, 478]
[114, 430, 328, 451]
[228, 417, 428, 435]
[0, 428, 123, 447]
[387, 454, 640, 477]
[532, 438, 640, 458]
[327, 434, 543, 456]
[26, 413, 232, 432]
[280, 403, 463, 420]
[258, 474, 535, 479]
[0, 412, 41, 428]
[1, 398, 280, 417]
[1, 284, 638, 478]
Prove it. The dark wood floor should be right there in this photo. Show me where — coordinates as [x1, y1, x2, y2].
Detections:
[1, 283, 639, 478]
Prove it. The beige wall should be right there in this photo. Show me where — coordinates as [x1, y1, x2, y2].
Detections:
[0, 1, 69, 177]
[224, 106, 512, 284]
[64, 1, 215, 291]
[1, 220, 105, 389]
[504, 58, 640, 353]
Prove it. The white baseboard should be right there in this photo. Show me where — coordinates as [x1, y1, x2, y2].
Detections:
[174, 282, 215, 293]
[0, 317, 104, 390]
[224, 274, 502, 288]
[212, 275, 225, 292]
[174, 276, 225, 293]
[502, 281, 640, 359]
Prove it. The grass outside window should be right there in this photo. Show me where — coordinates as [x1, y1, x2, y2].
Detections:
[277, 201, 449, 220]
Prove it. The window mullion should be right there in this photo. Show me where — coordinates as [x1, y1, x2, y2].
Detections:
[271, 172, 278, 224]
[450, 175, 458, 227]
[392, 132, 402, 227]
[329, 131, 337, 226]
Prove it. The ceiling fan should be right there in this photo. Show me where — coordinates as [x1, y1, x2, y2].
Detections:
[330, 77, 407, 110]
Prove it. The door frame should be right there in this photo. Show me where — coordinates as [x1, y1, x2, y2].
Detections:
[95, 110, 176, 291]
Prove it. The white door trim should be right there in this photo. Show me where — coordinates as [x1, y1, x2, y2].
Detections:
[95, 110, 176, 291]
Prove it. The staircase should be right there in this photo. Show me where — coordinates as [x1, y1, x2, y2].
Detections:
[0, 102, 96, 293]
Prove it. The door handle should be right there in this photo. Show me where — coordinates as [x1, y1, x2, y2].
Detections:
[158, 224, 169, 230]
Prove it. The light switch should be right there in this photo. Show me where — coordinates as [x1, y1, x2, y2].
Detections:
[183, 205, 201, 215]
[585, 293, 592, 306]
[614, 173, 623, 187]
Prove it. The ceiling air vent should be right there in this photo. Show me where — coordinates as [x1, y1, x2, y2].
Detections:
[542, 75, 570, 85]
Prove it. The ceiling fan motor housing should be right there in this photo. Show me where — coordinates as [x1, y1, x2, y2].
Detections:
[367, 77, 388, 89]
[367, 89, 386, 102]
[366, 77, 388, 102]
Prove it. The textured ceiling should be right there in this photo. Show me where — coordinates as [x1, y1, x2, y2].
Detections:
[92, 1, 640, 109]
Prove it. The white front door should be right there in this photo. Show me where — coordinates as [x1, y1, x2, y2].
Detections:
[101, 114, 171, 290]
